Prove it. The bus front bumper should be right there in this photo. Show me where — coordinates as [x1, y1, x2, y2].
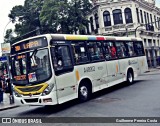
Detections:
[14, 91, 58, 106]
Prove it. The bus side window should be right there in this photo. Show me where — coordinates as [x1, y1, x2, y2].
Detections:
[88, 41, 104, 61]
[134, 41, 144, 56]
[115, 42, 127, 58]
[71, 41, 89, 64]
[51, 46, 72, 71]
[106, 41, 117, 59]
[126, 42, 136, 57]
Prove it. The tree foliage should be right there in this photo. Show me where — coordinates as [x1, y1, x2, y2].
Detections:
[4, 0, 92, 44]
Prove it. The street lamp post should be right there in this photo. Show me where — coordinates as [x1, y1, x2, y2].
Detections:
[3, 20, 12, 41]
[135, 20, 160, 37]
[135, 24, 145, 37]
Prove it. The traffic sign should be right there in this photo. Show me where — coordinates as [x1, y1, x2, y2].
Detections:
[0, 56, 7, 62]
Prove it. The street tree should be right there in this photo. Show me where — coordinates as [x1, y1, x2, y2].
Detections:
[5, 0, 92, 43]
[4, 29, 15, 43]
[40, 0, 70, 34]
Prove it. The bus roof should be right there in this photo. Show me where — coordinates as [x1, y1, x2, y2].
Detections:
[50, 34, 142, 41]
[12, 34, 142, 46]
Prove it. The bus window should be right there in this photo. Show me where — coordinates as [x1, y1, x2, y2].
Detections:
[71, 41, 89, 64]
[51, 45, 73, 73]
[28, 49, 51, 82]
[115, 42, 127, 58]
[134, 41, 145, 56]
[87, 41, 104, 61]
[104, 41, 117, 60]
[126, 42, 136, 57]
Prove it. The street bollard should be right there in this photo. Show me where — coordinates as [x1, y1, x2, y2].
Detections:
[9, 95, 14, 104]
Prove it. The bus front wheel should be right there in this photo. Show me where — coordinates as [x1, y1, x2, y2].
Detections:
[126, 70, 134, 84]
[78, 83, 91, 102]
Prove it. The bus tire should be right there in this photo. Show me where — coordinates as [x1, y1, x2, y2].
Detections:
[78, 82, 91, 102]
[126, 70, 134, 84]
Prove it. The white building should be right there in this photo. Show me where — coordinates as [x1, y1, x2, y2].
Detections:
[87, 0, 160, 67]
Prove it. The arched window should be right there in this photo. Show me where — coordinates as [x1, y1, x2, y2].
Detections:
[144, 11, 147, 24]
[136, 8, 140, 23]
[113, 9, 123, 25]
[154, 15, 157, 28]
[94, 13, 99, 29]
[140, 10, 143, 23]
[147, 12, 149, 24]
[124, 8, 133, 24]
[150, 14, 153, 24]
[90, 17, 94, 32]
[103, 11, 111, 26]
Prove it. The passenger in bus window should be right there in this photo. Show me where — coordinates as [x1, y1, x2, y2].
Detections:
[95, 47, 100, 59]
[129, 46, 133, 56]
[120, 43, 126, 57]
[105, 46, 110, 60]
[89, 47, 94, 60]
[72, 46, 79, 64]
[110, 43, 116, 58]
[15, 61, 21, 75]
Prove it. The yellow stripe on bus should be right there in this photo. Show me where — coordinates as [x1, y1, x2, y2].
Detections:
[75, 70, 80, 81]
[66, 36, 88, 40]
[116, 64, 119, 73]
[14, 83, 48, 95]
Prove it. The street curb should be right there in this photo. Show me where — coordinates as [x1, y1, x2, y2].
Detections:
[144, 68, 160, 73]
[0, 105, 19, 111]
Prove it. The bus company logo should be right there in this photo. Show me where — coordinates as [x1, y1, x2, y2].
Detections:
[29, 93, 32, 97]
[128, 60, 137, 65]
[2, 118, 11, 123]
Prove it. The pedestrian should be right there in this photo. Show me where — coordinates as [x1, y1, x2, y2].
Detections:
[6, 77, 14, 104]
[0, 71, 4, 103]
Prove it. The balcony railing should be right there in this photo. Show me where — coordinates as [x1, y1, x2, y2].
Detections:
[104, 23, 134, 32]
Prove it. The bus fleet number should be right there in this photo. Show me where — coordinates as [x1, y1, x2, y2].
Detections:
[84, 66, 95, 73]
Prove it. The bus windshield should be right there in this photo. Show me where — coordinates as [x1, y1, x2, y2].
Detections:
[11, 49, 51, 85]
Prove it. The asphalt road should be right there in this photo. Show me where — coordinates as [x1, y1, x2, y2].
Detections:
[0, 70, 160, 126]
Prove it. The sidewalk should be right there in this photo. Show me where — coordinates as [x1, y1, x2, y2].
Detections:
[0, 93, 19, 111]
[145, 66, 160, 73]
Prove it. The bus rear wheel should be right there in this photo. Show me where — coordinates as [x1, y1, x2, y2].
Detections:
[126, 70, 134, 84]
[78, 83, 91, 102]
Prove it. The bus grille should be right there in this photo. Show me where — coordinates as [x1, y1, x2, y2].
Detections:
[17, 85, 43, 92]
[24, 98, 38, 103]
[22, 93, 41, 96]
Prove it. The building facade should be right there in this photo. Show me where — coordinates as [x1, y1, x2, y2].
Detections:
[87, 0, 160, 68]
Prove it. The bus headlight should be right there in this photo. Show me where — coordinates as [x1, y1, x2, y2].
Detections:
[13, 90, 21, 97]
[41, 84, 54, 96]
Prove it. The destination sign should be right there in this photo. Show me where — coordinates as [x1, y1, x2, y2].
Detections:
[11, 37, 48, 54]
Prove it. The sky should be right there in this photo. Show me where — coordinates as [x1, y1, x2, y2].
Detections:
[0, 0, 160, 56]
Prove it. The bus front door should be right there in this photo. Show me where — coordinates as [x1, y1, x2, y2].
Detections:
[51, 45, 77, 104]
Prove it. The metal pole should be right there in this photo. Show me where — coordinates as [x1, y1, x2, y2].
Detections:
[3, 20, 12, 39]
[135, 20, 160, 37]
[135, 25, 142, 37]
[126, 27, 128, 37]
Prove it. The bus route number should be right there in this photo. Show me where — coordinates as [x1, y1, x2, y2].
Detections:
[84, 66, 95, 73]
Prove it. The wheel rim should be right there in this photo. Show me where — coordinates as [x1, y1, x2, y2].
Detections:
[80, 86, 88, 99]
[128, 72, 133, 83]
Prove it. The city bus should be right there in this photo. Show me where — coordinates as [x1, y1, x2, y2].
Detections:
[10, 34, 148, 106]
